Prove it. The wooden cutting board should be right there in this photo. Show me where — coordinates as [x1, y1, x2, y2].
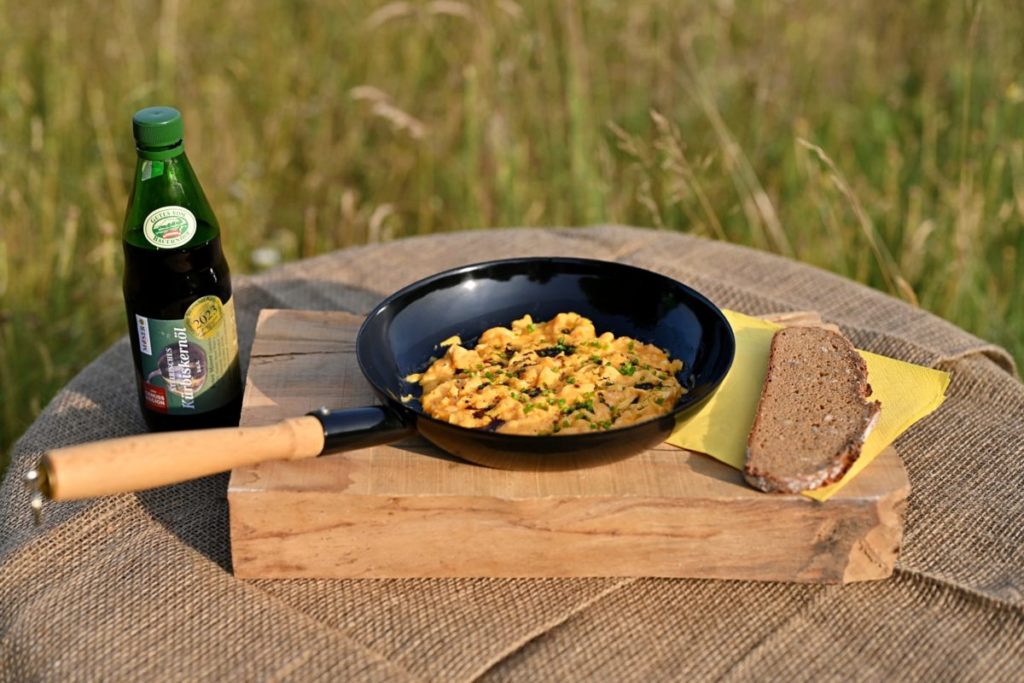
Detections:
[228, 309, 909, 583]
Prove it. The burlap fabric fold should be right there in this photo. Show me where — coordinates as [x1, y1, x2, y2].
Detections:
[2, 226, 1022, 681]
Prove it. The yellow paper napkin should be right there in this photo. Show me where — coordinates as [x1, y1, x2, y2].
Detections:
[667, 310, 950, 500]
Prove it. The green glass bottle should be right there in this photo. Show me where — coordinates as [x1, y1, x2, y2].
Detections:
[122, 106, 242, 431]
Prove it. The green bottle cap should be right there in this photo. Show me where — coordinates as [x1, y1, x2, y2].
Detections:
[132, 106, 184, 150]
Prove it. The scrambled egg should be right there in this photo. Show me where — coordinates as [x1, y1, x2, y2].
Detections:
[415, 312, 685, 435]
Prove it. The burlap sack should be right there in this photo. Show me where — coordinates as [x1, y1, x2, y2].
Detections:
[2, 226, 1022, 681]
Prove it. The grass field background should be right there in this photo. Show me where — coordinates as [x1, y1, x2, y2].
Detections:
[2, 0, 1022, 476]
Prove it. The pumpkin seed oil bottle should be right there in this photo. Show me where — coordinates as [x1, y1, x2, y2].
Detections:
[122, 106, 241, 430]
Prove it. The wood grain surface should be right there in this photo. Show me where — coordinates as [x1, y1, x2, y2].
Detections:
[228, 309, 909, 582]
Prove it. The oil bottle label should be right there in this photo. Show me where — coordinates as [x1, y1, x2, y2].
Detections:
[135, 297, 240, 415]
[143, 206, 197, 248]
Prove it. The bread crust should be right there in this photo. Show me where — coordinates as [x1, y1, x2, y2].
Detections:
[743, 327, 881, 494]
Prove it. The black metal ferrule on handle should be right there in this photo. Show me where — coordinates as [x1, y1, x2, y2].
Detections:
[308, 405, 414, 454]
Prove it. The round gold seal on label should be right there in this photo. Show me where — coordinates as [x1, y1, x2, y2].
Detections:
[185, 295, 224, 340]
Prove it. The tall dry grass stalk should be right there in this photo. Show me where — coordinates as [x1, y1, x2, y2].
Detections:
[2, 0, 1023, 474]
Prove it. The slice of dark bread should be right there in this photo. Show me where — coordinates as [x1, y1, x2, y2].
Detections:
[744, 326, 881, 493]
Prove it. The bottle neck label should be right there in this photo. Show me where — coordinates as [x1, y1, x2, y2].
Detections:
[143, 206, 197, 248]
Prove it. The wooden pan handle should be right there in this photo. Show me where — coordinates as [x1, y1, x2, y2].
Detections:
[37, 416, 325, 501]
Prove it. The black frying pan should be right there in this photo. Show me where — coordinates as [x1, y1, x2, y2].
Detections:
[30, 257, 735, 502]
